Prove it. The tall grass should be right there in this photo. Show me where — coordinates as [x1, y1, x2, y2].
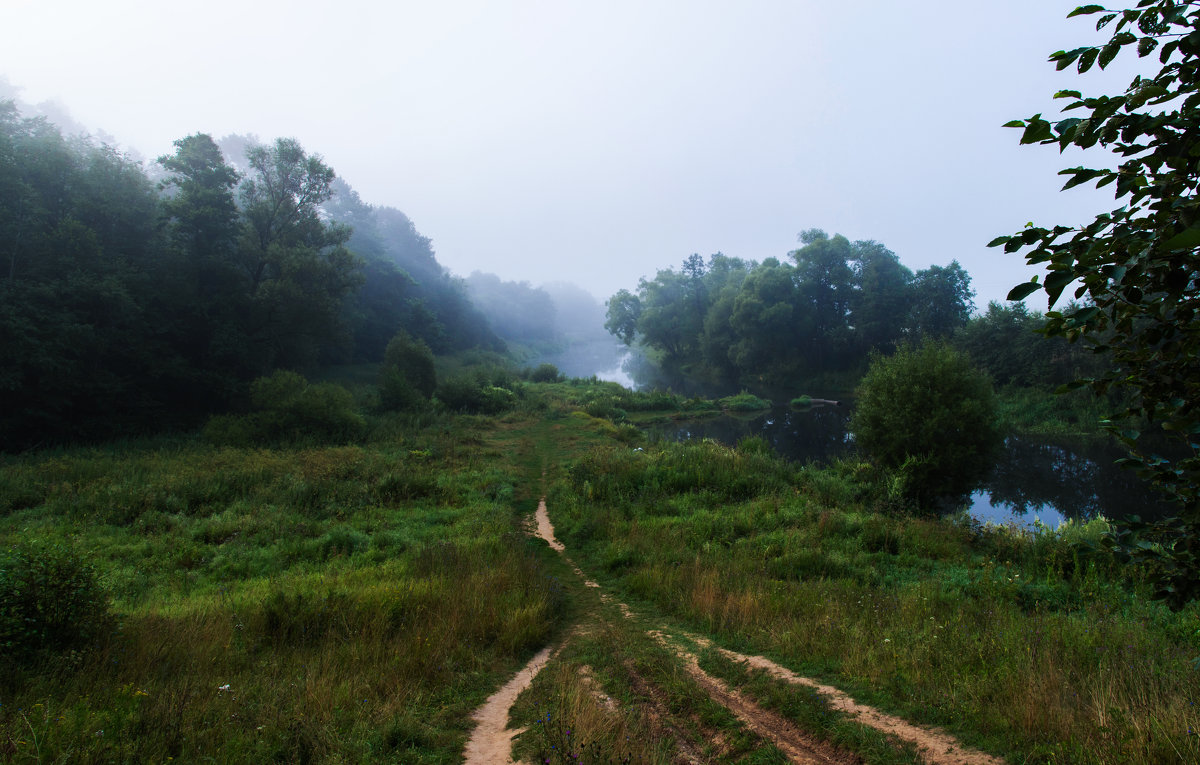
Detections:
[551, 440, 1200, 764]
[0, 415, 565, 763]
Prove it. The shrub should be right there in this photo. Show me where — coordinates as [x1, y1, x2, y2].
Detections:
[204, 371, 366, 446]
[790, 395, 812, 408]
[528, 363, 561, 383]
[436, 376, 517, 414]
[380, 331, 436, 411]
[719, 391, 771, 411]
[582, 397, 627, 421]
[850, 341, 1002, 510]
[0, 542, 113, 658]
[615, 390, 681, 411]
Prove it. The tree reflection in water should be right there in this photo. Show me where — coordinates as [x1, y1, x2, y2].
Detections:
[974, 435, 1173, 526]
[651, 409, 1171, 527]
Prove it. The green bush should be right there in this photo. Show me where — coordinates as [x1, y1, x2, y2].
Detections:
[204, 371, 366, 446]
[582, 397, 627, 421]
[850, 341, 1002, 510]
[436, 376, 517, 414]
[719, 391, 771, 411]
[528, 363, 561, 383]
[0, 542, 113, 658]
[615, 390, 681, 411]
[380, 331, 436, 411]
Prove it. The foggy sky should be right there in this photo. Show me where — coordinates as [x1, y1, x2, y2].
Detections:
[1, 0, 1151, 308]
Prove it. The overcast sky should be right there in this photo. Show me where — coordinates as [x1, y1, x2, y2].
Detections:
[0, 0, 1152, 308]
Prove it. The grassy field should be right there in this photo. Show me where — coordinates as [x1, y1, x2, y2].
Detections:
[0, 412, 570, 763]
[2, 381, 1196, 763]
[545, 438, 1200, 763]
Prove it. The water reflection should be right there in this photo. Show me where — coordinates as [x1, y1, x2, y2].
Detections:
[649, 407, 1171, 526]
[973, 435, 1171, 527]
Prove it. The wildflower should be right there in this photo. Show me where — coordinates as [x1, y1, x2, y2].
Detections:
[218, 684, 231, 692]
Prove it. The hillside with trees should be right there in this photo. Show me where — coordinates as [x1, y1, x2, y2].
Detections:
[0, 106, 500, 449]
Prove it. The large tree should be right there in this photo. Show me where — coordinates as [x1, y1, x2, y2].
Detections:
[236, 138, 362, 369]
[994, 2, 1200, 605]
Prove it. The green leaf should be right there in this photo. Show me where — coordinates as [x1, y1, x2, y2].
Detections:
[1044, 270, 1076, 304]
[1098, 42, 1120, 69]
[1067, 4, 1106, 17]
[1051, 49, 1083, 71]
[1002, 119, 1026, 128]
[1126, 84, 1168, 109]
[1054, 89, 1083, 99]
[1138, 37, 1159, 57]
[1065, 306, 1101, 327]
[1163, 226, 1200, 250]
[1060, 167, 1103, 190]
[986, 236, 1011, 248]
[1055, 117, 1083, 134]
[1160, 39, 1180, 63]
[1007, 281, 1042, 301]
[1078, 48, 1099, 73]
[1020, 117, 1054, 144]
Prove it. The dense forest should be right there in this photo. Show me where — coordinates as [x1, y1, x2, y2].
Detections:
[0, 102, 506, 449]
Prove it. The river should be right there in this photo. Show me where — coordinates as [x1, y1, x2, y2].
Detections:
[647, 403, 1172, 528]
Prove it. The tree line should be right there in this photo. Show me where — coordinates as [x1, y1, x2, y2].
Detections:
[604, 230, 977, 392]
[0, 103, 500, 448]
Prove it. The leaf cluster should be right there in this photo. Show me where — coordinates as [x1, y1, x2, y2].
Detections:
[992, 1, 1200, 520]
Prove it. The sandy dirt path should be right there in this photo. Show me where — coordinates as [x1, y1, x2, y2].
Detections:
[462, 644, 556, 765]
[534, 497, 564, 552]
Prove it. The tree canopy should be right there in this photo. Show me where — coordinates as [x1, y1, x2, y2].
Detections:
[604, 234, 973, 392]
[0, 110, 501, 449]
[993, 1, 1200, 605]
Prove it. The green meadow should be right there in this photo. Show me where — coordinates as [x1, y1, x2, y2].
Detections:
[2, 382, 1197, 764]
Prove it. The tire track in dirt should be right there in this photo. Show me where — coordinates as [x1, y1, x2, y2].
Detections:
[535, 497, 600, 587]
[534, 497, 1009, 765]
[646, 630, 856, 765]
[711, 650, 1006, 765]
[535, 498, 857, 764]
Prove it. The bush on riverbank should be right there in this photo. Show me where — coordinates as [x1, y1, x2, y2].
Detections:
[851, 342, 1001, 511]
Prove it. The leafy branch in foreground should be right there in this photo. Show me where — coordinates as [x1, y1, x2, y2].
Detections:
[992, 1, 1200, 606]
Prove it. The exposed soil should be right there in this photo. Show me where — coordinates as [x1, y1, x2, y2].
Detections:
[462, 645, 556, 765]
[535, 497, 600, 587]
[534, 498, 564, 552]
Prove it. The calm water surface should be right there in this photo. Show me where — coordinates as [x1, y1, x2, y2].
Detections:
[649, 404, 1170, 527]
